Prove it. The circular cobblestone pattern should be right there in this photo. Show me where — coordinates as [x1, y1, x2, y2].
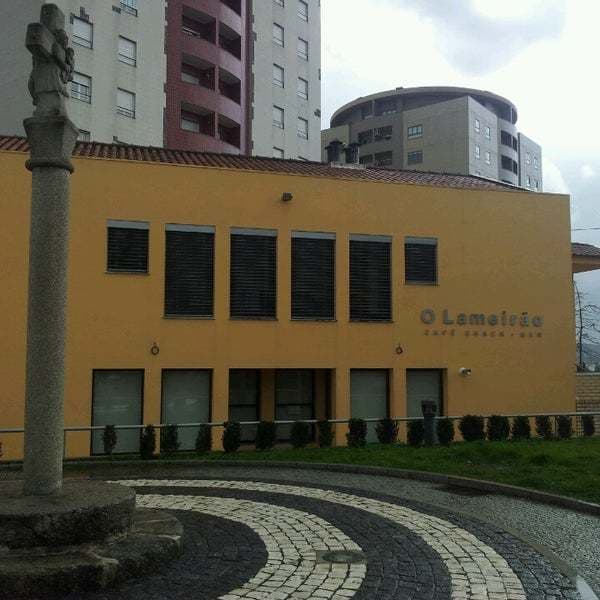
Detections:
[63, 478, 583, 600]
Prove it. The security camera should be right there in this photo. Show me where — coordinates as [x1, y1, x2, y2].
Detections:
[459, 368, 472, 377]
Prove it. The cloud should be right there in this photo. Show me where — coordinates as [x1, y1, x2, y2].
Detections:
[370, 0, 566, 75]
[543, 158, 569, 195]
[581, 164, 596, 180]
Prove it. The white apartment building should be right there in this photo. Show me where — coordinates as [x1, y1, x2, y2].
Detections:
[251, 0, 321, 161]
[0, 0, 165, 146]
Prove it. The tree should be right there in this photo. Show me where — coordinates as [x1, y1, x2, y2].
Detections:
[574, 282, 600, 371]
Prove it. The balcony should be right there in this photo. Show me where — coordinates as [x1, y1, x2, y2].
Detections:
[181, 55, 216, 91]
[218, 113, 241, 149]
[218, 67, 241, 104]
[219, 22, 241, 59]
[181, 103, 215, 137]
[182, 7, 216, 44]
[221, 0, 241, 15]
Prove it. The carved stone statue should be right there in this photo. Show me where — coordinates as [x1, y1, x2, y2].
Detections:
[26, 3, 74, 118]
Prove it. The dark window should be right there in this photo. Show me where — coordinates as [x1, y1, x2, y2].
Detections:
[230, 229, 277, 318]
[374, 151, 393, 166]
[407, 150, 423, 165]
[164, 224, 214, 317]
[292, 232, 335, 320]
[361, 103, 373, 119]
[405, 237, 437, 284]
[359, 154, 373, 165]
[107, 220, 148, 273]
[349, 235, 392, 321]
[229, 369, 260, 442]
[275, 369, 314, 441]
[374, 125, 392, 141]
[358, 129, 373, 145]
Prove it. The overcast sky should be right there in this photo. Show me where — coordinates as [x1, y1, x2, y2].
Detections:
[321, 0, 600, 299]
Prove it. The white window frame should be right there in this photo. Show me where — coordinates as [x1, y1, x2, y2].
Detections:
[72, 16, 93, 49]
[273, 63, 284, 88]
[118, 36, 137, 67]
[474, 145, 481, 159]
[485, 126, 491, 139]
[117, 88, 136, 118]
[273, 105, 284, 129]
[474, 118, 481, 133]
[297, 37, 308, 60]
[181, 114, 200, 133]
[485, 151, 491, 165]
[297, 117, 308, 139]
[297, 77, 308, 100]
[71, 72, 91, 103]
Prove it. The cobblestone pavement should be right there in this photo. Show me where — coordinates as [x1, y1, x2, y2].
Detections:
[64, 473, 588, 600]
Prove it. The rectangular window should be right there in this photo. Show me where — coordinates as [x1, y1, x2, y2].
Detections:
[91, 370, 143, 454]
[273, 0, 284, 5]
[181, 113, 200, 132]
[298, 0, 308, 20]
[162, 370, 211, 450]
[292, 231, 335, 320]
[526, 152, 531, 165]
[485, 150, 491, 165]
[407, 150, 423, 165]
[118, 36, 137, 66]
[273, 63, 284, 87]
[534, 156, 539, 169]
[297, 77, 308, 100]
[375, 98, 396, 115]
[374, 125, 392, 141]
[358, 130, 373, 145]
[405, 236, 437, 284]
[407, 124, 423, 139]
[474, 118, 480, 133]
[474, 145, 481, 159]
[120, 0, 138, 16]
[374, 151, 393, 166]
[297, 37, 308, 60]
[273, 146, 284, 158]
[117, 88, 135, 118]
[106, 219, 149, 273]
[275, 370, 314, 440]
[351, 370, 388, 443]
[526, 175, 531, 188]
[230, 228, 277, 319]
[297, 117, 308, 139]
[273, 105, 284, 128]
[359, 154, 373, 165]
[500, 130, 513, 147]
[72, 16, 93, 48]
[71, 72, 91, 102]
[485, 126, 491, 139]
[164, 224, 214, 317]
[78, 129, 91, 141]
[229, 369, 260, 442]
[349, 234, 392, 321]
[273, 23, 284, 46]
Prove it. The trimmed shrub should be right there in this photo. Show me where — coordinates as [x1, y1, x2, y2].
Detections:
[486, 415, 510, 442]
[346, 418, 367, 448]
[511, 416, 531, 440]
[436, 418, 455, 446]
[535, 415, 553, 440]
[582, 415, 596, 437]
[195, 424, 212, 453]
[222, 422, 241, 453]
[140, 425, 156, 460]
[256, 421, 277, 451]
[102, 424, 117, 457]
[407, 420, 424, 447]
[459, 415, 485, 442]
[160, 424, 180, 454]
[290, 421, 311, 449]
[557, 416, 572, 440]
[317, 420, 334, 448]
[376, 418, 398, 445]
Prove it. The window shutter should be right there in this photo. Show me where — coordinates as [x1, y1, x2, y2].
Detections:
[405, 237, 437, 284]
[107, 220, 148, 272]
[230, 229, 277, 318]
[164, 225, 214, 316]
[349, 235, 391, 321]
[292, 232, 335, 320]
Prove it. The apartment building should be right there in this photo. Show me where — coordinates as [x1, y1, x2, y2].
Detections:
[0, 0, 166, 146]
[251, 0, 322, 160]
[322, 87, 543, 191]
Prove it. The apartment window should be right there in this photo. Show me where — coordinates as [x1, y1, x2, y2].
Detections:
[374, 151, 393, 166]
[181, 113, 200, 133]
[485, 126, 491, 140]
[407, 150, 423, 165]
[229, 370, 260, 442]
[350, 234, 392, 321]
[292, 232, 335, 320]
[273, 105, 284, 128]
[71, 72, 91, 103]
[405, 237, 437, 284]
[485, 150, 491, 165]
[120, 0, 138, 16]
[273, 0, 284, 5]
[474, 118, 480, 133]
[534, 156, 539, 170]
[374, 125, 392, 141]
[118, 36, 137, 66]
[297, 117, 309, 139]
[407, 124, 423, 139]
[273, 147, 284, 159]
[164, 224, 214, 317]
[297, 77, 308, 100]
[298, 0, 308, 20]
[273, 23, 284, 46]
[106, 220, 149, 273]
[525, 152, 531, 165]
[230, 228, 277, 319]
[117, 88, 135, 118]
[273, 64, 284, 87]
[359, 154, 373, 165]
[78, 129, 91, 142]
[358, 130, 373, 145]
[474, 145, 481, 159]
[297, 37, 308, 60]
[500, 130, 513, 148]
[72, 16, 93, 48]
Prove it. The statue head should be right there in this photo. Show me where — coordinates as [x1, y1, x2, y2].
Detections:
[40, 4, 65, 33]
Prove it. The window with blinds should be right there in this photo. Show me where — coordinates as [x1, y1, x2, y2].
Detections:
[292, 232, 335, 320]
[405, 236, 437, 284]
[164, 224, 214, 317]
[106, 220, 149, 273]
[349, 234, 392, 321]
[230, 228, 277, 319]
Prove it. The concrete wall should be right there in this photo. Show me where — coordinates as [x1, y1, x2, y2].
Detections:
[0, 149, 574, 458]
[251, 0, 321, 160]
[467, 97, 499, 180]
[519, 132, 543, 191]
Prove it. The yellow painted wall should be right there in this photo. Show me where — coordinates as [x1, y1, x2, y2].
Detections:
[0, 151, 575, 458]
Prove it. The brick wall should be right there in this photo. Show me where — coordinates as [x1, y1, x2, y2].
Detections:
[575, 372, 600, 432]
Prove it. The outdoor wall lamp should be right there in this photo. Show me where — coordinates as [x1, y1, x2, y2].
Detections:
[459, 367, 472, 377]
[281, 192, 293, 202]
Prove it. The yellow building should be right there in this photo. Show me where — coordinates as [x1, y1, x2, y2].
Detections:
[0, 136, 574, 459]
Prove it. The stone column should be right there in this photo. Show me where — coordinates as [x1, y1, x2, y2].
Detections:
[22, 116, 78, 496]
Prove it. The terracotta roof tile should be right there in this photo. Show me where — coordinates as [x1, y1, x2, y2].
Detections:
[0, 134, 525, 192]
[572, 242, 600, 257]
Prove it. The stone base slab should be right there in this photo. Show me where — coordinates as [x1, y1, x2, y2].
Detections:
[0, 509, 183, 599]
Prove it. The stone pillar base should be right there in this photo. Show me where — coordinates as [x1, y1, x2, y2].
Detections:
[23, 115, 78, 173]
